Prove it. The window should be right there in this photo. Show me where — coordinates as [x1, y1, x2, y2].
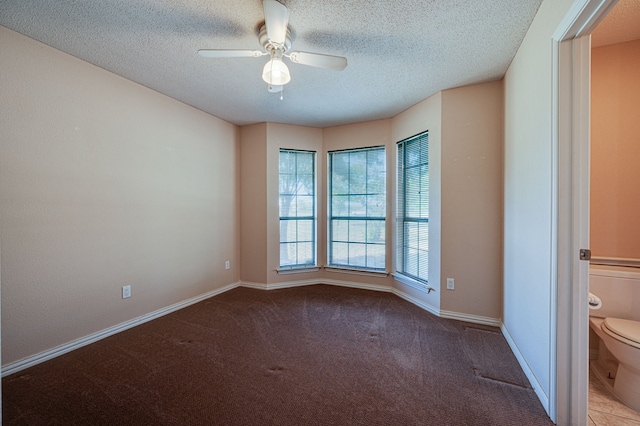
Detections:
[397, 132, 429, 283]
[279, 149, 316, 268]
[329, 146, 386, 270]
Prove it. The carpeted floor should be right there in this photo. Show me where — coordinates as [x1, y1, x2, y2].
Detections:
[3, 285, 553, 425]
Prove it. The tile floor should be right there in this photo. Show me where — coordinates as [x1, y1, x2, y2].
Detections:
[589, 369, 640, 425]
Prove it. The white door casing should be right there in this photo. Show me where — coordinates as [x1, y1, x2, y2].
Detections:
[552, 0, 617, 424]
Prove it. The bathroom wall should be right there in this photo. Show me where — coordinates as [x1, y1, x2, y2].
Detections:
[589, 265, 640, 321]
[590, 39, 640, 261]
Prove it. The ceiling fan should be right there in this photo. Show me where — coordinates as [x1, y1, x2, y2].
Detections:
[198, 0, 348, 94]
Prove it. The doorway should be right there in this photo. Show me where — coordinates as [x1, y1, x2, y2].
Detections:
[552, 0, 619, 424]
[588, 1, 640, 422]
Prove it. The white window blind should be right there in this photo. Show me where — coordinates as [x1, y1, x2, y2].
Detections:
[329, 146, 386, 271]
[397, 132, 429, 283]
[279, 149, 316, 268]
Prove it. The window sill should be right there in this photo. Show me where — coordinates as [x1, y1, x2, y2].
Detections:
[276, 266, 320, 275]
[392, 273, 434, 293]
[324, 266, 389, 278]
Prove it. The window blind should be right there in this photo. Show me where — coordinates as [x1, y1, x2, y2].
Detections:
[397, 132, 429, 283]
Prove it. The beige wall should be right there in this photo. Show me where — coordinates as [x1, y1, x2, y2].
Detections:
[238, 83, 503, 322]
[322, 120, 396, 287]
[1, 25, 505, 367]
[440, 82, 503, 319]
[0, 27, 240, 365]
[390, 83, 503, 320]
[391, 93, 443, 310]
[265, 123, 324, 284]
[591, 39, 640, 260]
[239, 123, 268, 283]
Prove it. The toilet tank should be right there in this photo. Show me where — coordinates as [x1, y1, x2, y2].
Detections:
[589, 265, 640, 321]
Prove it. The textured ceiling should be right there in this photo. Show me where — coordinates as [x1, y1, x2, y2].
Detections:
[592, 0, 640, 48]
[0, 0, 544, 128]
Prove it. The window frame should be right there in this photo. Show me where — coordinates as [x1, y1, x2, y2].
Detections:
[328, 146, 387, 272]
[396, 131, 429, 284]
[278, 148, 317, 269]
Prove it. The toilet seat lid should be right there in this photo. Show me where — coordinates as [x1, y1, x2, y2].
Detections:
[603, 318, 640, 345]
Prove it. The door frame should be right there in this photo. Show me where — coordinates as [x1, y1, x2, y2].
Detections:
[552, 0, 617, 423]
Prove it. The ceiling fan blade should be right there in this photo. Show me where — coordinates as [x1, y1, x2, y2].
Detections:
[198, 49, 265, 58]
[288, 51, 348, 71]
[263, 0, 289, 45]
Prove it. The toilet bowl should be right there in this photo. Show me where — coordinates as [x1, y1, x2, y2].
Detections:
[590, 317, 640, 412]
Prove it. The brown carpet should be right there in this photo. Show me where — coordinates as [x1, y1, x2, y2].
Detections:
[3, 285, 553, 425]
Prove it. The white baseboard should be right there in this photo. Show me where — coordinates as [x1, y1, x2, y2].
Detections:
[322, 279, 393, 293]
[501, 323, 550, 412]
[239, 280, 273, 290]
[240, 278, 393, 294]
[240, 279, 323, 290]
[440, 310, 501, 327]
[242, 279, 501, 330]
[392, 288, 440, 317]
[3, 278, 503, 378]
[2, 281, 241, 377]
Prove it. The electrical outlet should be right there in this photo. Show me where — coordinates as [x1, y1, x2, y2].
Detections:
[122, 285, 131, 299]
[225, 261, 230, 270]
[446, 278, 455, 290]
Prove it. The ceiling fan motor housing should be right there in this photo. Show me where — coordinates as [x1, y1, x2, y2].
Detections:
[259, 24, 292, 54]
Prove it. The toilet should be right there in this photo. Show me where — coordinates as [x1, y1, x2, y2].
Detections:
[589, 317, 640, 412]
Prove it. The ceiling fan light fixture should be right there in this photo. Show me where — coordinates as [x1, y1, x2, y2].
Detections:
[262, 57, 291, 86]
[198, 1, 347, 92]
